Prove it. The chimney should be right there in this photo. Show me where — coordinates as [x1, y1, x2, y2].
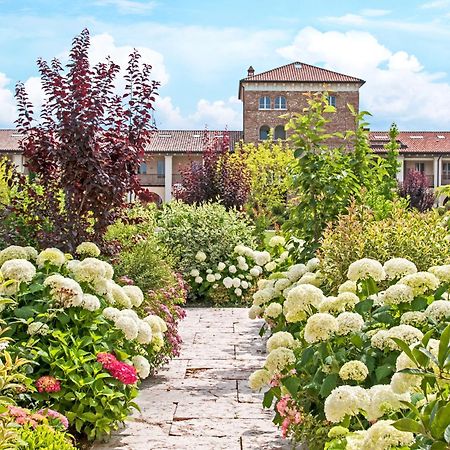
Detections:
[247, 66, 255, 77]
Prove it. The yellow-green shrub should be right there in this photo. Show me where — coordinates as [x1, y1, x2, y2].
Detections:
[320, 202, 450, 291]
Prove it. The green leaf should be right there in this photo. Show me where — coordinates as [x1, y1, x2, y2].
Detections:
[355, 299, 373, 315]
[375, 364, 393, 382]
[262, 389, 274, 409]
[391, 338, 418, 366]
[300, 347, 315, 366]
[430, 442, 447, 450]
[392, 418, 424, 434]
[319, 373, 338, 398]
[438, 324, 450, 367]
[432, 403, 450, 439]
[282, 376, 301, 397]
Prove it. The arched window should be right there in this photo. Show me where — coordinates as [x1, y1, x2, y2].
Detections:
[274, 125, 286, 140]
[274, 96, 286, 110]
[258, 96, 270, 110]
[259, 125, 270, 140]
[138, 161, 147, 174]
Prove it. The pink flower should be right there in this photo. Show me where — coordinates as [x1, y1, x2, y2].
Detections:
[276, 395, 303, 440]
[38, 408, 69, 429]
[97, 352, 138, 385]
[35, 376, 61, 393]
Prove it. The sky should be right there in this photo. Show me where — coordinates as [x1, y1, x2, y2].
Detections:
[1, 0, 450, 131]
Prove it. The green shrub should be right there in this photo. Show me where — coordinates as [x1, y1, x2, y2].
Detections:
[156, 201, 254, 275]
[19, 424, 76, 450]
[319, 202, 450, 292]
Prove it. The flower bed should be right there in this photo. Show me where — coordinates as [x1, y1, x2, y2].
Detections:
[248, 256, 450, 449]
[0, 242, 185, 444]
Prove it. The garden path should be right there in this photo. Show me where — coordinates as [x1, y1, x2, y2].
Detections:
[92, 308, 293, 450]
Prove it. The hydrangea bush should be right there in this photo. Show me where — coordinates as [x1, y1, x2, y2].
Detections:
[188, 236, 290, 304]
[0, 243, 174, 441]
[247, 256, 450, 449]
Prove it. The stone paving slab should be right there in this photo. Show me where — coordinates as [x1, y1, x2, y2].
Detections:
[92, 308, 294, 450]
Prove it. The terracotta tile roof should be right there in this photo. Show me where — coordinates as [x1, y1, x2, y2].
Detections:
[0, 129, 244, 155]
[146, 130, 243, 153]
[0, 129, 24, 152]
[370, 131, 450, 154]
[241, 62, 365, 84]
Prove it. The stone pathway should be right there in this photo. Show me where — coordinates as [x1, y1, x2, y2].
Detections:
[93, 308, 293, 449]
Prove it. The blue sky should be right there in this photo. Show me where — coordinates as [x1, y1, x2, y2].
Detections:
[1, 0, 450, 130]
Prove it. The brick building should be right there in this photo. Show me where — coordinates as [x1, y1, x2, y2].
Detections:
[1, 61, 450, 201]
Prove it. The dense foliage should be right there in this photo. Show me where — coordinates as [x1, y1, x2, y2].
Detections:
[247, 256, 450, 449]
[284, 93, 398, 254]
[12, 29, 159, 251]
[0, 243, 177, 441]
[156, 201, 254, 276]
[174, 133, 250, 209]
[233, 140, 294, 234]
[319, 202, 450, 291]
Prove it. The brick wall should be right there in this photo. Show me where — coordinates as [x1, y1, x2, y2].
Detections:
[242, 88, 360, 144]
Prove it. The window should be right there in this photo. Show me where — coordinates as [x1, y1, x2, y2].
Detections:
[328, 95, 336, 107]
[258, 96, 271, 110]
[274, 96, 286, 110]
[138, 162, 147, 174]
[157, 160, 165, 178]
[415, 162, 425, 173]
[443, 163, 450, 180]
[274, 125, 286, 140]
[259, 125, 270, 140]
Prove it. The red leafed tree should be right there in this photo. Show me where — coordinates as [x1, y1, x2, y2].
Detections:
[14, 29, 159, 250]
[399, 169, 435, 211]
[174, 132, 250, 209]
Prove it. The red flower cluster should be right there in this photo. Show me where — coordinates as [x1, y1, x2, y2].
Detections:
[35, 375, 61, 393]
[97, 352, 137, 385]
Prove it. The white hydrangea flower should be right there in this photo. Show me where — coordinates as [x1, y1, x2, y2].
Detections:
[132, 355, 151, 379]
[143, 315, 167, 333]
[264, 347, 295, 374]
[232, 278, 241, 288]
[214, 273, 221, 280]
[115, 315, 139, 340]
[336, 312, 364, 336]
[361, 420, 414, 449]
[371, 325, 423, 351]
[122, 285, 144, 308]
[285, 264, 307, 282]
[338, 280, 357, 294]
[217, 262, 226, 271]
[306, 257, 320, 272]
[103, 307, 121, 322]
[206, 274, 216, 283]
[267, 331, 295, 353]
[347, 258, 385, 282]
[319, 292, 360, 314]
[390, 372, 421, 394]
[223, 277, 233, 289]
[44, 275, 83, 308]
[0, 246, 30, 265]
[82, 293, 101, 311]
[428, 265, 450, 283]
[70, 257, 106, 284]
[250, 266, 262, 277]
[339, 361, 368, 382]
[137, 321, 153, 345]
[366, 385, 410, 421]
[248, 369, 271, 390]
[253, 251, 271, 266]
[265, 261, 277, 272]
[383, 258, 417, 280]
[269, 235, 286, 247]
[190, 269, 200, 277]
[248, 305, 263, 319]
[241, 280, 249, 289]
[278, 251, 289, 262]
[425, 300, 450, 321]
[229, 265, 237, 274]
[264, 302, 282, 319]
[106, 281, 132, 308]
[195, 251, 207, 262]
[234, 244, 248, 255]
[36, 248, 66, 268]
[76, 242, 101, 257]
[283, 284, 324, 322]
[398, 272, 440, 296]
[383, 283, 415, 306]
[298, 272, 321, 287]
[324, 385, 369, 423]
[27, 321, 49, 336]
[400, 311, 427, 326]
[206, 269, 212, 274]
[1, 259, 36, 283]
[102, 261, 114, 280]
[274, 278, 291, 292]
[304, 313, 338, 343]
[152, 331, 165, 351]
[234, 288, 242, 296]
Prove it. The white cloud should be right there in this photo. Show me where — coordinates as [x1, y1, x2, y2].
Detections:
[155, 95, 241, 130]
[94, 0, 156, 14]
[0, 73, 16, 126]
[420, 0, 450, 8]
[277, 27, 450, 129]
[360, 9, 391, 17]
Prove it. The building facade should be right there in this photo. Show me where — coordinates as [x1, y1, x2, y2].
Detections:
[1, 61, 450, 200]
